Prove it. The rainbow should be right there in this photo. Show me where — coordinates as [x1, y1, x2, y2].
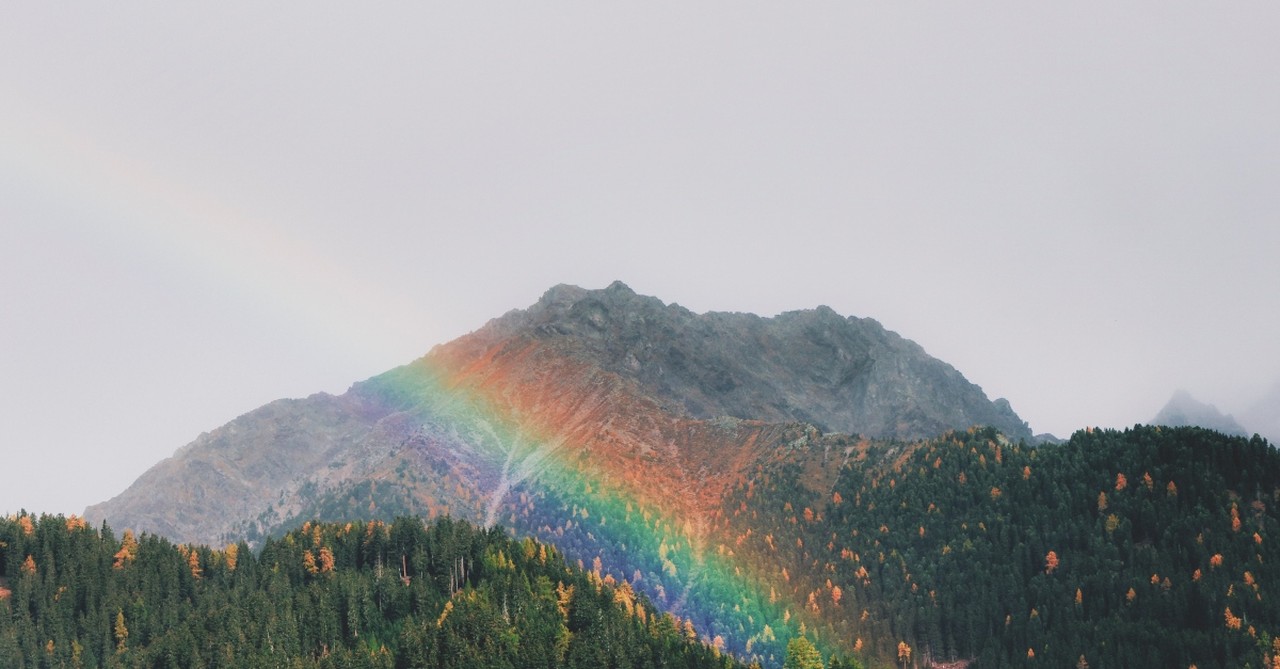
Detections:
[358, 350, 840, 667]
[4, 112, 841, 665]
[0, 107, 428, 363]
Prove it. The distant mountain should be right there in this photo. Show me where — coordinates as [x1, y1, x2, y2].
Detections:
[1034, 432, 1066, 445]
[1151, 389, 1249, 437]
[1242, 381, 1280, 444]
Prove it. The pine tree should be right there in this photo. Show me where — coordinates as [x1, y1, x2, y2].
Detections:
[784, 636, 824, 669]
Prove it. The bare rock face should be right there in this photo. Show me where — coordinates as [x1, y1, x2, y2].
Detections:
[85, 281, 1032, 546]
[457, 280, 1031, 441]
[84, 392, 393, 544]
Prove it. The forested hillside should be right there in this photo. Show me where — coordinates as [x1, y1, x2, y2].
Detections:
[0, 515, 744, 669]
[716, 425, 1280, 668]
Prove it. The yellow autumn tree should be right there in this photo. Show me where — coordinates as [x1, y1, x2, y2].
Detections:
[613, 581, 636, 617]
[114, 609, 128, 653]
[187, 547, 202, 579]
[436, 600, 454, 628]
[113, 530, 138, 569]
[225, 544, 239, 572]
[556, 582, 574, 620]
[318, 547, 335, 574]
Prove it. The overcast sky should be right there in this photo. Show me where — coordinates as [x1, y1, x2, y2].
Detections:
[2, 4, 1278, 517]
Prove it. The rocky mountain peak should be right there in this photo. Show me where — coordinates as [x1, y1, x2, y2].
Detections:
[452, 282, 1031, 441]
[1151, 389, 1248, 437]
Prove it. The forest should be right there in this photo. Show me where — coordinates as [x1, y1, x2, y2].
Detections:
[4, 425, 1279, 668]
[0, 514, 744, 669]
[717, 425, 1280, 668]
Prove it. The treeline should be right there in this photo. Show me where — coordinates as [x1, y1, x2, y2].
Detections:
[720, 425, 1280, 668]
[0, 514, 745, 669]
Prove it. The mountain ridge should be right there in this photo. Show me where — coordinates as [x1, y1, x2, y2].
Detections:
[441, 281, 1030, 439]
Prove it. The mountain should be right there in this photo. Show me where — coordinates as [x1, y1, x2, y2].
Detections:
[1151, 389, 1249, 437]
[85, 281, 1029, 548]
[83, 281, 1034, 666]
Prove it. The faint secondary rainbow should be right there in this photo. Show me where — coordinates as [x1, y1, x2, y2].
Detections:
[0, 104, 430, 365]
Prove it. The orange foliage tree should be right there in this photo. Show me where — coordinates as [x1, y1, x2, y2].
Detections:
[1045, 550, 1060, 574]
[113, 530, 138, 570]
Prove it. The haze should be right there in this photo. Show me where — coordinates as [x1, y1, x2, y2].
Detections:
[2, 4, 1278, 517]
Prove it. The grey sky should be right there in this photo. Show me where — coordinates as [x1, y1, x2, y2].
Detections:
[2, 4, 1277, 516]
